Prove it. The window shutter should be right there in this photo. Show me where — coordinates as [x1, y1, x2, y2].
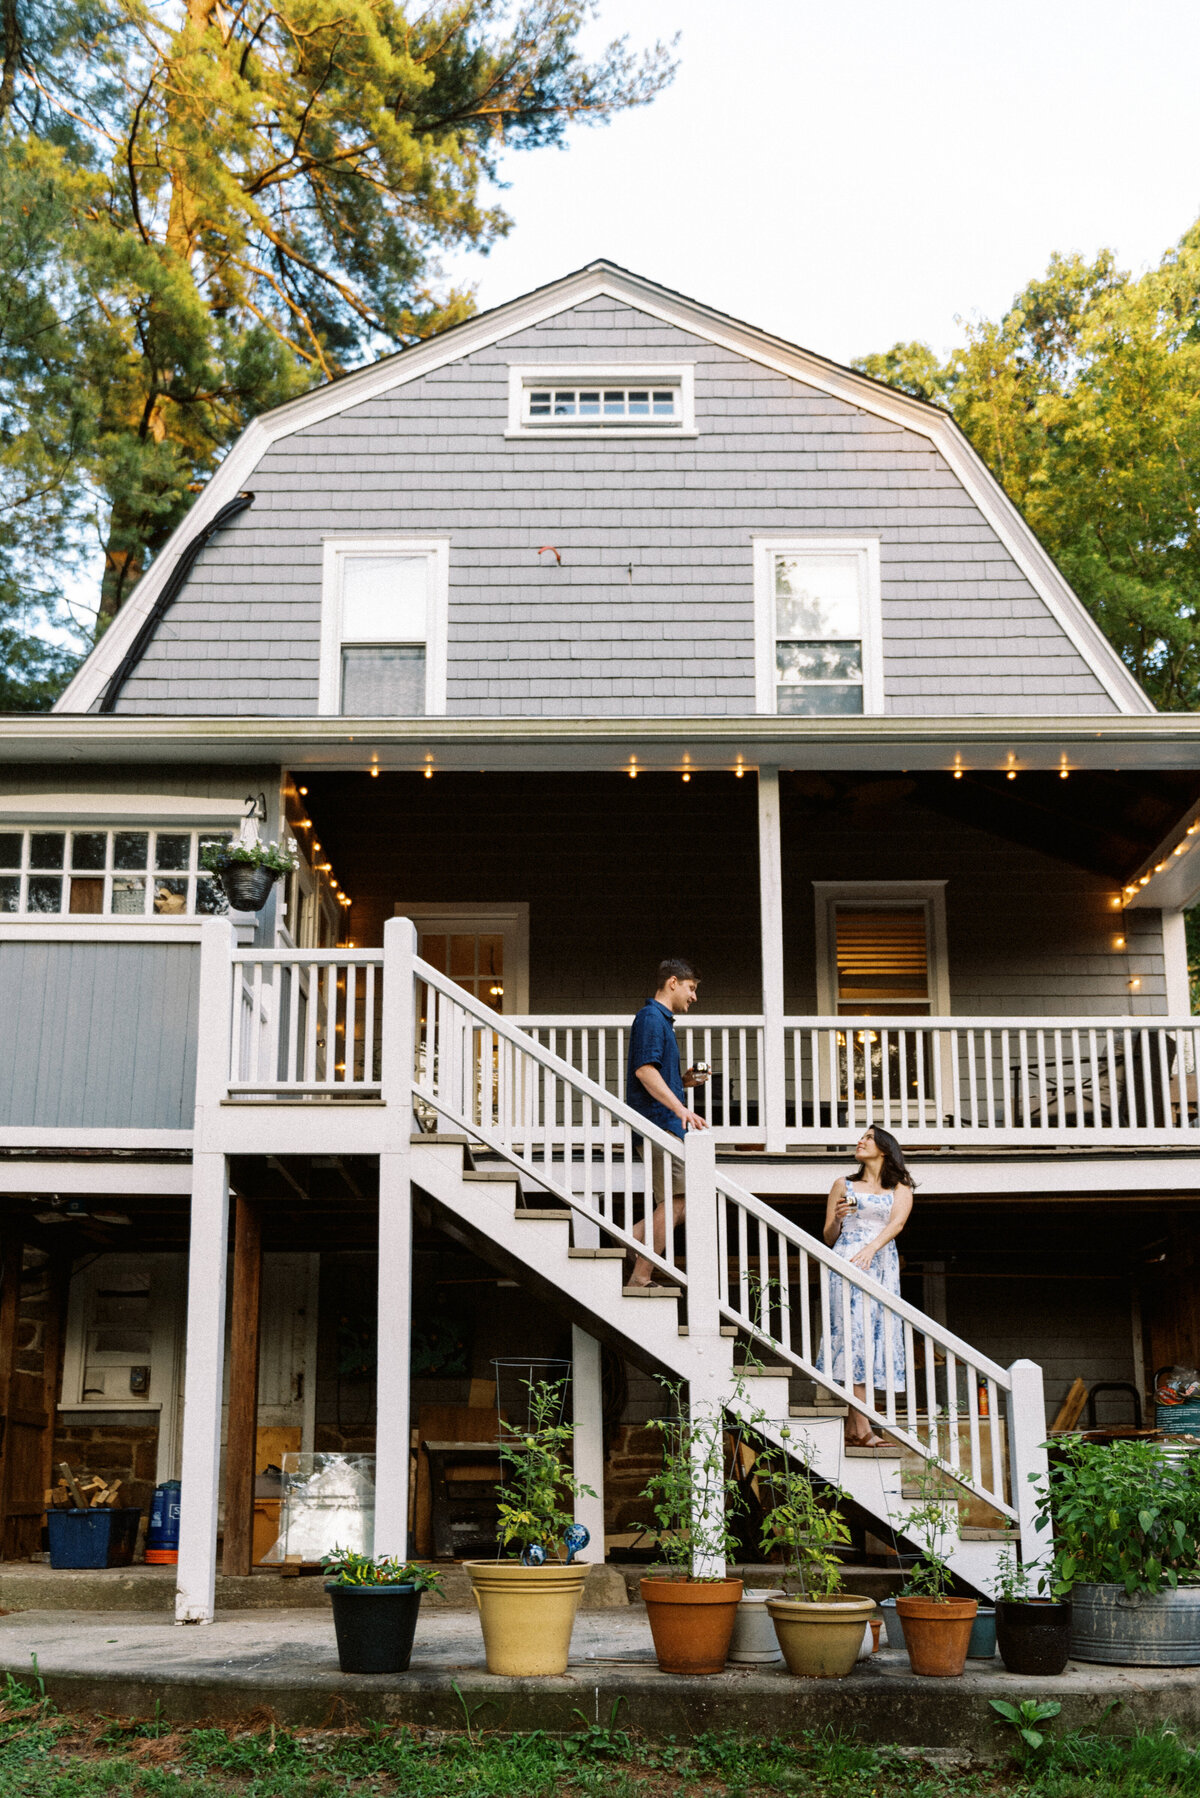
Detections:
[835, 906, 929, 1010]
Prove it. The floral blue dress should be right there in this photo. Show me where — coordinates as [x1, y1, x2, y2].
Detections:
[824, 1181, 907, 1391]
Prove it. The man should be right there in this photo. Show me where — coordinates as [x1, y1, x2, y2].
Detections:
[625, 958, 709, 1288]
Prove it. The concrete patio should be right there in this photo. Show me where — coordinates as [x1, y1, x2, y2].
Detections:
[0, 1602, 1196, 1754]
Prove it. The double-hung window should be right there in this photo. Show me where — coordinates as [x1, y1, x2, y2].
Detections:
[319, 539, 448, 717]
[754, 539, 883, 715]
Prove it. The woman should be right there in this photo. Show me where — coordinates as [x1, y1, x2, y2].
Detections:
[822, 1125, 915, 1448]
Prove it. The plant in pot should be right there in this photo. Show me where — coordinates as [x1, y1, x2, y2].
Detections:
[894, 1465, 977, 1677]
[992, 1547, 1072, 1676]
[464, 1376, 596, 1677]
[757, 1426, 874, 1678]
[322, 1549, 443, 1674]
[201, 834, 298, 913]
[637, 1379, 747, 1675]
[1038, 1436, 1200, 1667]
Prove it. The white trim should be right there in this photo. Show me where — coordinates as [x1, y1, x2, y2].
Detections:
[0, 794, 246, 824]
[0, 1127, 193, 1149]
[505, 363, 697, 438]
[318, 536, 448, 717]
[54, 264, 1150, 718]
[812, 879, 950, 1015]
[753, 537, 883, 716]
[393, 901, 530, 1012]
[0, 1161, 192, 1195]
[0, 919, 204, 942]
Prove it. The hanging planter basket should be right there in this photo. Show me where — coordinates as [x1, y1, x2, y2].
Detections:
[219, 862, 280, 913]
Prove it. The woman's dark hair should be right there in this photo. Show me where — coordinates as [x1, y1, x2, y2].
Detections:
[855, 1125, 917, 1191]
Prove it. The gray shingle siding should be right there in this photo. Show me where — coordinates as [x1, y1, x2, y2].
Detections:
[115, 297, 1119, 717]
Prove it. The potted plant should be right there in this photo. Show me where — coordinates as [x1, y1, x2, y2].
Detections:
[893, 1465, 977, 1677]
[464, 1377, 595, 1676]
[993, 1547, 1072, 1675]
[201, 835, 298, 912]
[322, 1549, 443, 1674]
[758, 1426, 875, 1678]
[637, 1379, 746, 1674]
[1039, 1436, 1200, 1666]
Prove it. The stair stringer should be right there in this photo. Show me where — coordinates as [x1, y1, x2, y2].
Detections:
[412, 1139, 1007, 1599]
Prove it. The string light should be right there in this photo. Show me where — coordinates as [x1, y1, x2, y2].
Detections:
[953, 769, 963, 780]
[370, 766, 379, 778]
[298, 786, 308, 796]
[1006, 770, 1017, 781]
[629, 757, 638, 780]
[1059, 768, 1070, 780]
[682, 771, 691, 783]
[424, 766, 434, 780]
[1114, 935, 1125, 949]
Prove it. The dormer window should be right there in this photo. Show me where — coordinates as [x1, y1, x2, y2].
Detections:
[753, 538, 884, 715]
[318, 538, 448, 717]
[507, 366, 696, 438]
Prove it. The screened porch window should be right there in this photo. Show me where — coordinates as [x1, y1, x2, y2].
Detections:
[834, 905, 930, 1016]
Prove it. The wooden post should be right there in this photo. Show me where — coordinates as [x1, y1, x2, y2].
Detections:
[1008, 1358, 1052, 1571]
[757, 768, 787, 1153]
[375, 916, 416, 1557]
[683, 1131, 729, 1579]
[570, 1325, 606, 1563]
[222, 1195, 262, 1576]
[0, 1212, 22, 1559]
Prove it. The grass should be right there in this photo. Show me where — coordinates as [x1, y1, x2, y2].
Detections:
[0, 1676, 1195, 1797]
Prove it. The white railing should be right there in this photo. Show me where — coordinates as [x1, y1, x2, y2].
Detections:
[713, 1167, 1016, 1517]
[509, 1015, 764, 1143]
[416, 960, 689, 1287]
[229, 950, 384, 1095]
[784, 1016, 1200, 1145]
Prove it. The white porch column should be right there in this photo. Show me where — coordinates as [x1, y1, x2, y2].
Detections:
[176, 917, 236, 1624]
[375, 916, 417, 1556]
[1162, 909, 1191, 1017]
[1007, 1357, 1052, 1571]
[175, 1151, 231, 1623]
[757, 767, 787, 1153]
[683, 1130, 729, 1577]
[570, 1324, 606, 1563]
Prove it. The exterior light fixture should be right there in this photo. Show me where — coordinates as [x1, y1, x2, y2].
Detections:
[682, 772, 691, 783]
[1006, 770, 1017, 781]
[370, 766, 379, 778]
[424, 766, 434, 780]
[1129, 977, 1142, 989]
[1189, 823, 1200, 836]
[1156, 862, 1167, 873]
[313, 841, 321, 853]
[1115, 936, 1125, 949]
[1175, 843, 1188, 856]
[1060, 768, 1069, 779]
[298, 786, 308, 796]
[953, 769, 963, 780]
[1139, 875, 1151, 886]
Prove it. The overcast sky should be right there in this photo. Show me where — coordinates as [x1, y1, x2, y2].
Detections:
[457, 0, 1200, 366]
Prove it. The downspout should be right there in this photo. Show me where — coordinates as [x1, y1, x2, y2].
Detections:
[97, 491, 255, 713]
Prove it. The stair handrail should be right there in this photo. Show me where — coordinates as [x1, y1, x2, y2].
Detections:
[712, 1164, 1018, 1517]
[414, 957, 689, 1285]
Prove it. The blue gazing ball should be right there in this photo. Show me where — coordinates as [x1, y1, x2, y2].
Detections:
[521, 1542, 547, 1567]
[564, 1524, 590, 1564]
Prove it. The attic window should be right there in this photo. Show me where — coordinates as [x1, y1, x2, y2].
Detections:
[507, 366, 696, 437]
[318, 538, 448, 717]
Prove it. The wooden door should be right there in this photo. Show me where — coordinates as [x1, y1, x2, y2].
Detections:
[0, 1218, 66, 1558]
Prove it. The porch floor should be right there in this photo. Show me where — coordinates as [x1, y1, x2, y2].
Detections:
[0, 1603, 1195, 1752]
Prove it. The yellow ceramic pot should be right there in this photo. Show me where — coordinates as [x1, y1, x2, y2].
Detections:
[464, 1560, 589, 1675]
[768, 1593, 876, 1678]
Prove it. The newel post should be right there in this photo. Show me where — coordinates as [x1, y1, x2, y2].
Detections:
[375, 916, 417, 1555]
[684, 1130, 728, 1578]
[176, 916, 236, 1624]
[1007, 1358, 1052, 1570]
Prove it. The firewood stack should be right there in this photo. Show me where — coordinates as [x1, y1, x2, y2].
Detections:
[45, 1462, 123, 1510]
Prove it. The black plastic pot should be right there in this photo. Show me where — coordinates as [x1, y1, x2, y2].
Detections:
[996, 1597, 1072, 1675]
[220, 863, 278, 912]
[326, 1582, 422, 1674]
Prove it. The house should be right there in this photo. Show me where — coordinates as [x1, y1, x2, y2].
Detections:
[2, 260, 1199, 1622]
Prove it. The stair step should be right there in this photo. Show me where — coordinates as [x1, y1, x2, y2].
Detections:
[844, 1444, 903, 1459]
[790, 1403, 849, 1418]
[737, 1364, 791, 1378]
[961, 1526, 1020, 1541]
[513, 1208, 571, 1221]
[463, 1170, 520, 1184]
[411, 1133, 471, 1146]
[721, 1325, 738, 1338]
[567, 1247, 626, 1259]
[622, 1283, 682, 1298]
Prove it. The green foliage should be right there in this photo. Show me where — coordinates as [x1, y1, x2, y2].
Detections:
[638, 1377, 750, 1580]
[898, 1461, 961, 1601]
[495, 1376, 594, 1557]
[856, 225, 1200, 711]
[990, 1698, 1062, 1761]
[991, 1545, 1060, 1604]
[321, 1548, 443, 1591]
[199, 835, 298, 875]
[0, 2, 676, 645]
[1038, 1436, 1200, 1596]
[755, 1425, 851, 1598]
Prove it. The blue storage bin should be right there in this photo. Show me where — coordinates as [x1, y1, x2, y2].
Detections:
[46, 1507, 141, 1569]
[1158, 1400, 1200, 1436]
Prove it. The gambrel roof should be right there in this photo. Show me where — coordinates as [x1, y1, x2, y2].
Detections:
[58, 260, 1152, 716]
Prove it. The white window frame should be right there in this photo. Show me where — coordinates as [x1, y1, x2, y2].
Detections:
[753, 537, 884, 716]
[506, 365, 697, 439]
[318, 537, 449, 717]
[394, 901, 530, 1012]
[0, 823, 230, 922]
[813, 880, 950, 1016]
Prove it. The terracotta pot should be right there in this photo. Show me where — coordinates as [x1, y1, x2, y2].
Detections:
[768, 1593, 875, 1679]
[895, 1595, 978, 1677]
[464, 1560, 588, 1675]
[641, 1576, 743, 1674]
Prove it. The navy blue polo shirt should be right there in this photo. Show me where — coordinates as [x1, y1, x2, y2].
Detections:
[626, 998, 686, 1140]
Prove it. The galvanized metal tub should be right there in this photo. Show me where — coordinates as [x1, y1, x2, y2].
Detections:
[1069, 1583, 1200, 1666]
